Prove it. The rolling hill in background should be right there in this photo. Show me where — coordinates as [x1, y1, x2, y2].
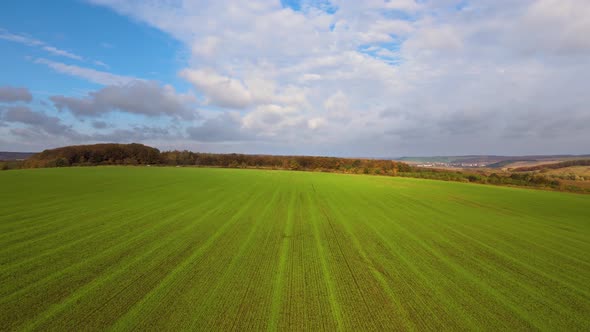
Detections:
[0, 152, 36, 161]
[398, 155, 590, 168]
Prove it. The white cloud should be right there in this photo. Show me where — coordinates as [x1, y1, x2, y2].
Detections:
[192, 36, 220, 58]
[307, 117, 325, 129]
[50, 80, 197, 119]
[300, 73, 322, 82]
[35, 58, 136, 86]
[403, 24, 463, 57]
[42, 46, 83, 61]
[0, 29, 43, 46]
[93, 60, 109, 68]
[181, 69, 252, 109]
[181, 68, 307, 109]
[0, 86, 33, 103]
[519, 0, 590, 54]
[187, 111, 253, 142]
[1, 28, 85, 61]
[1, 28, 113, 71]
[243, 104, 300, 133]
[330, 0, 422, 16]
[323, 91, 348, 112]
[358, 20, 414, 43]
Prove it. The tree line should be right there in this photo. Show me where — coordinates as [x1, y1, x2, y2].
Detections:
[22, 143, 409, 175]
[24, 143, 161, 168]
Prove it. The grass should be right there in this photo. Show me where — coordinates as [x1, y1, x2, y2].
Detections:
[1, 167, 589, 331]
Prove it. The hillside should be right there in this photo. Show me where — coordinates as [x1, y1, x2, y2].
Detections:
[399, 155, 590, 168]
[0, 152, 35, 161]
[512, 159, 590, 172]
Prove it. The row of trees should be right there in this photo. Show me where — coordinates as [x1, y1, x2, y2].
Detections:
[160, 150, 411, 175]
[22, 143, 410, 176]
[24, 143, 161, 168]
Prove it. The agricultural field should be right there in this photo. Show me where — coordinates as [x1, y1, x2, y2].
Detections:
[1, 167, 589, 330]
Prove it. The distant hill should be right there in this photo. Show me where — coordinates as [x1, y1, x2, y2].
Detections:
[512, 159, 590, 172]
[486, 160, 536, 168]
[398, 155, 590, 168]
[0, 152, 35, 161]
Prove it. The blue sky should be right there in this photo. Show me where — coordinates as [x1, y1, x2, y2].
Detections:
[1, 0, 589, 156]
[0, 0, 185, 95]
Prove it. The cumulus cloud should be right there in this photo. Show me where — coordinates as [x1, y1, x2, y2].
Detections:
[180, 69, 307, 109]
[0, 97, 178, 150]
[1, 105, 76, 136]
[91, 120, 108, 129]
[187, 112, 254, 142]
[243, 104, 302, 134]
[323, 91, 348, 112]
[51, 80, 197, 119]
[181, 69, 252, 109]
[516, 0, 590, 55]
[2, 105, 175, 147]
[0, 86, 33, 103]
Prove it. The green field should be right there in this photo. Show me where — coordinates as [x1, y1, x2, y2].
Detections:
[1, 167, 589, 331]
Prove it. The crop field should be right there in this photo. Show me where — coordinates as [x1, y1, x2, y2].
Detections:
[1, 167, 589, 331]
